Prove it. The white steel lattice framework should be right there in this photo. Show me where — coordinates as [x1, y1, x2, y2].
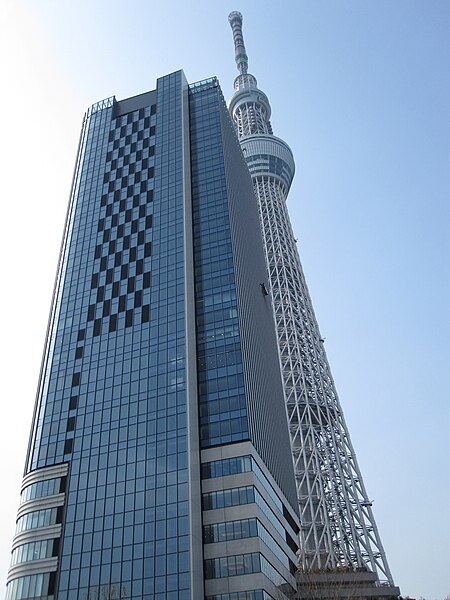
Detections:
[228, 11, 396, 586]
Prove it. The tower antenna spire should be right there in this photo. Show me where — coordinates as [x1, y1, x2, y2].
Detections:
[228, 11, 248, 74]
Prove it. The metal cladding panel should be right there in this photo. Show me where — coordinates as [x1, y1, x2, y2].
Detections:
[217, 92, 299, 514]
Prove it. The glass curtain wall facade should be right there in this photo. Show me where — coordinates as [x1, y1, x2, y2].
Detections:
[6, 72, 299, 600]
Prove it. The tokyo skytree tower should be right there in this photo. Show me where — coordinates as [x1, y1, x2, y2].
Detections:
[228, 11, 398, 590]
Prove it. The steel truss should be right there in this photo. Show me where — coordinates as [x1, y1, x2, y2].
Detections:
[228, 11, 396, 586]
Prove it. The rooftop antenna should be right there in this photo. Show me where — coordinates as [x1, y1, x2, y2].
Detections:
[228, 11, 248, 74]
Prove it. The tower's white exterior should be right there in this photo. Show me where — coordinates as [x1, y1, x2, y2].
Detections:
[228, 11, 396, 587]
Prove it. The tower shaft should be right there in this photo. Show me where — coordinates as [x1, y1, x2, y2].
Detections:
[228, 11, 397, 587]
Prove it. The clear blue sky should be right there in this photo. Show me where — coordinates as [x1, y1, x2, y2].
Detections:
[0, 1, 449, 598]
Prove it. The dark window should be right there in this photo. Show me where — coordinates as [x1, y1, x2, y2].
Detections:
[109, 314, 117, 332]
[69, 396, 78, 410]
[142, 305, 150, 323]
[125, 310, 133, 328]
[64, 439, 73, 455]
[103, 300, 111, 317]
[134, 291, 142, 308]
[144, 242, 152, 257]
[66, 417, 75, 432]
[127, 278, 135, 293]
[143, 272, 151, 288]
[49, 572, 56, 595]
[93, 319, 102, 337]
[87, 305, 95, 321]
[75, 347, 83, 360]
[77, 330, 85, 342]
[71, 373, 80, 387]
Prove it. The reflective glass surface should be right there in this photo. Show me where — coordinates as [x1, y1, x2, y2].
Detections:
[5, 573, 55, 600]
[11, 539, 58, 566]
[16, 508, 61, 534]
[203, 518, 292, 572]
[20, 478, 63, 504]
[189, 80, 249, 448]
[21, 72, 191, 600]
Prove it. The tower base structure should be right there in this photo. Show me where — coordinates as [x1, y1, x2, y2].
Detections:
[295, 569, 401, 600]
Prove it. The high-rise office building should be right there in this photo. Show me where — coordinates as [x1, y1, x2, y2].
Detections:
[227, 12, 400, 599]
[5, 71, 301, 600]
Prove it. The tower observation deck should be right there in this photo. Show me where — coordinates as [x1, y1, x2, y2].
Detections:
[228, 11, 400, 594]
